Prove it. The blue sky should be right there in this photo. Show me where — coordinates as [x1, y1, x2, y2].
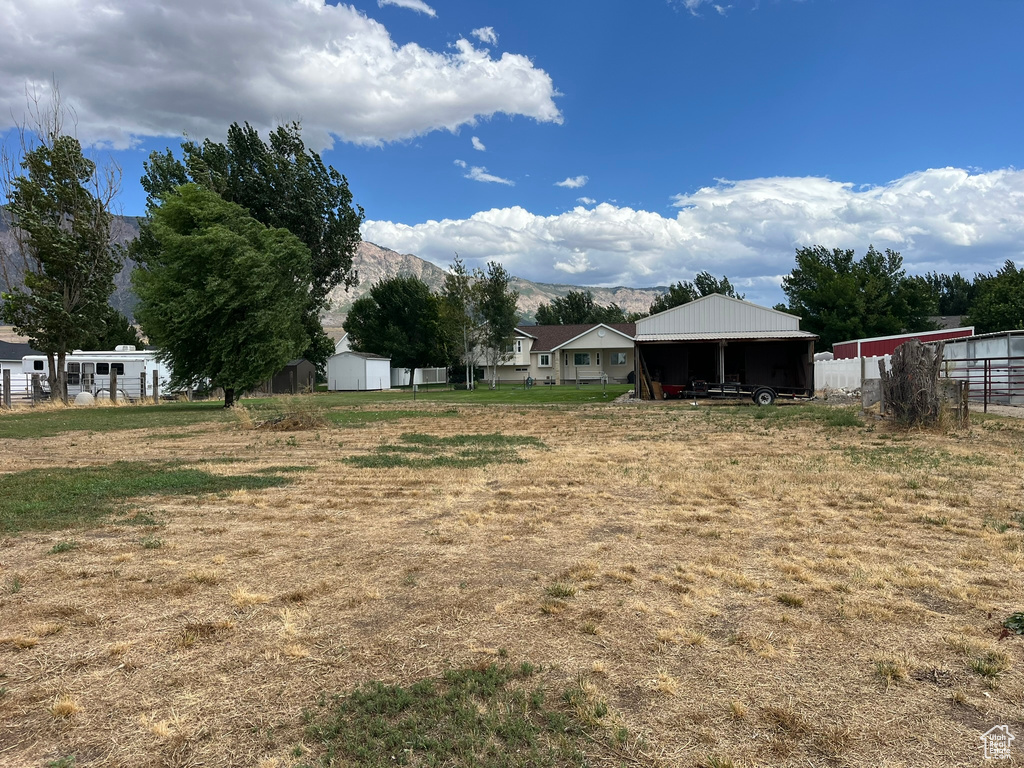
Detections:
[2, 0, 1024, 306]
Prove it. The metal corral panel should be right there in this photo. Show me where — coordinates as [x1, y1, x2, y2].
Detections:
[637, 294, 801, 337]
[941, 331, 1024, 405]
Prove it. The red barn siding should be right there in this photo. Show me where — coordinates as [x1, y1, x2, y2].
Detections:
[833, 328, 974, 359]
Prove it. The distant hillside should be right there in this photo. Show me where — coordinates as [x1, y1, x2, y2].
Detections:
[2, 214, 667, 329]
[323, 241, 665, 326]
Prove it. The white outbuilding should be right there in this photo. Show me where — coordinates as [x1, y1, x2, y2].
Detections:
[326, 351, 391, 391]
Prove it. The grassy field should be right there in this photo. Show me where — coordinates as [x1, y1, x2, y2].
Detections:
[0, 395, 1022, 767]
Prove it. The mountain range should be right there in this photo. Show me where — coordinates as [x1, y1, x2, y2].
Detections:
[1, 214, 667, 332]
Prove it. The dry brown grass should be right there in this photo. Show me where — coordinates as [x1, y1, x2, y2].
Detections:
[0, 401, 1023, 766]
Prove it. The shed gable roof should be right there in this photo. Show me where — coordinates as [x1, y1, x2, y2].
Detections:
[637, 294, 802, 336]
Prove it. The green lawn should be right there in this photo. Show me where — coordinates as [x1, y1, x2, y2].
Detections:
[0, 461, 297, 533]
[0, 385, 633, 439]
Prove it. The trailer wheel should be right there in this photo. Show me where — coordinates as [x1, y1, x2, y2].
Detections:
[753, 388, 776, 406]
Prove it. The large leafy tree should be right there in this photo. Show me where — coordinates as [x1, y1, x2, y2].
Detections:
[139, 121, 364, 370]
[344, 274, 448, 380]
[0, 132, 122, 402]
[132, 185, 312, 407]
[967, 261, 1024, 334]
[648, 272, 743, 315]
[781, 245, 935, 349]
[535, 290, 637, 325]
[81, 305, 142, 350]
[921, 271, 978, 316]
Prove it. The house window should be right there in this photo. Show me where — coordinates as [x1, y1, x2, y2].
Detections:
[515, 339, 523, 353]
[539, 353, 551, 367]
[515, 367, 528, 372]
[611, 352, 627, 365]
[573, 352, 591, 366]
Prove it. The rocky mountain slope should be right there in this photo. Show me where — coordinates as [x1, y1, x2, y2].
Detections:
[2, 214, 667, 328]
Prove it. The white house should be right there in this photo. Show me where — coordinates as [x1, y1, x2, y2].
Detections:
[490, 323, 637, 385]
[326, 351, 391, 391]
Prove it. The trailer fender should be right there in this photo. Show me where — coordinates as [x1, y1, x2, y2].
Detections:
[753, 387, 776, 406]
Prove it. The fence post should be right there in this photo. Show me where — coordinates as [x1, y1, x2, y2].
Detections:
[110, 369, 118, 404]
[152, 370, 159, 403]
[2, 369, 9, 409]
[984, 359, 990, 413]
[140, 372, 147, 402]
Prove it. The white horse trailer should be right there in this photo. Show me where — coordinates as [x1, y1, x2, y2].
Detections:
[20, 346, 175, 401]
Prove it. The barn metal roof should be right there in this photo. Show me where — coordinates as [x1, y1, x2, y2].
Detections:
[636, 330, 817, 342]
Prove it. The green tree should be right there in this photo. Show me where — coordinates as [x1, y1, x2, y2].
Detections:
[81, 305, 142, 350]
[440, 256, 484, 389]
[0, 131, 122, 402]
[132, 185, 312, 407]
[921, 271, 979, 316]
[476, 262, 520, 386]
[648, 272, 743, 315]
[781, 245, 935, 349]
[967, 261, 1024, 334]
[535, 289, 637, 325]
[139, 122, 364, 371]
[344, 274, 447, 382]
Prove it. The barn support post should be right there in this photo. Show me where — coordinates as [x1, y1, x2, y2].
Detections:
[291, 370, 297, 395]
[2, 369, 9, 409]
[110, 370, 118, 404]
[152, 370, 159, 404]
[717, 341, 726, 384]
[140, 372, 147, 402]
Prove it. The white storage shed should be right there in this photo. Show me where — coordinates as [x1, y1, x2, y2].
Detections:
[327, 351, 391, 391]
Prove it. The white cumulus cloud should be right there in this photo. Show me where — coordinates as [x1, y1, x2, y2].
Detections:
[577, 197, 596, 205]
[362, 167, 1024, 307]
[472, 26, 498, 45]
[472, 136, 486, 151]
[556, 175, 589, 188]
[0, 0, 561, 150]
[378, 0, 436, 17]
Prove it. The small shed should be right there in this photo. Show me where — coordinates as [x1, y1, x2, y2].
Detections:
[271, 358, 317, 394]
[327, 351, 391, 391]
[634, 294, 817, 401]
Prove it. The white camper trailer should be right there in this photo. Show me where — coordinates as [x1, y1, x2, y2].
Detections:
[20, 346, 175, 401]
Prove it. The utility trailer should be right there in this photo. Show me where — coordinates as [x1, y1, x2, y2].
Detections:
[659, 380, 813, 405]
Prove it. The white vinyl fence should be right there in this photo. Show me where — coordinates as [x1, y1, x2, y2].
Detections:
[814, 355, 892, 392]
